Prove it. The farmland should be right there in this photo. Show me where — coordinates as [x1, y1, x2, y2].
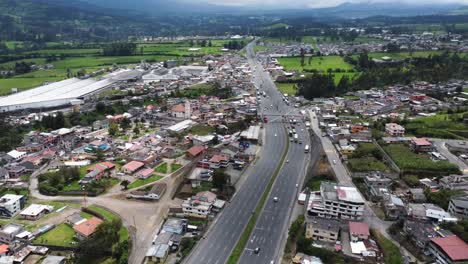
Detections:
[404, 111, 468, 139]
[383, 144, 460, 175]
[278, 56, 354, 72]
[348, 143, 391, 172]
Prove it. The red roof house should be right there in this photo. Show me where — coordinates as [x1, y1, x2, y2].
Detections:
[186, 146, 206, 158]
[430, 236, 468, 263]
[122, 161, 145, 174]
[349, 221, 370, 241]
[73, 217, 103, 240]
[136, 168, 154, 179]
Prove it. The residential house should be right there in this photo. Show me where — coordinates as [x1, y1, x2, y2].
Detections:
[440, 175, 468, 191]
[411, 137, 434, 153]
[73, 217, 103, 240]
[429, 236, 468, 264]
[349, 222, 370, 242]
[0, 195, 25, 218]
[383, 194, 406, 220]
[182, 191, 217, 218]
[407, 203, 455, 222]
[409, 188, 426, 203]
[0, 169, 8, 181]
[136, 168, 154, 179]
[19, 204, 54, 221]
[81, 161, 115, 184]
[161, 218, 186, 235]
[448, 196, 468, 219]
[16, 143, 43, 153]
[41, 255, 66, 264]
[6, 150, 26, 161]
[122, 161, 145, 174]
[0, 224, 23, 243]
[385, 123, 405, 137]
[186, 145, 206, 158]
[364, 173, 392, 201]
[305, 217, 340, 243]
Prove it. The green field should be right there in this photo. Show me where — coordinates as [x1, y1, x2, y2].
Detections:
[404, 112, 468, 139]
[33, 223, 77, 247]
[383, 144, 460, 175]
[0, 77, 63, 95]
[171, 163, 182, 173]
[366, 51, 444, 60]
[276, 82, 297, 95]
[348, 143, 391, 172]
[154, 162, 168, 174]
[278, 56, 354, 72]
[128, 175, 163, 189]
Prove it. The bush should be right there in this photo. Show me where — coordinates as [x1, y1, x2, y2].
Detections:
[371, 229, 403, 264]
[403, 175, 420, 187]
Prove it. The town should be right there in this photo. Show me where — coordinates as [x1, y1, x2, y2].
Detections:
[0, 1, 468, 264]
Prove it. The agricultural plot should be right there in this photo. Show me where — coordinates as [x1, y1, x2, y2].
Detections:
[348, 143, 391, 172]
[404, 112, 468, 139]
[278, 56, 355, 72]
[383, 144, 460, 175]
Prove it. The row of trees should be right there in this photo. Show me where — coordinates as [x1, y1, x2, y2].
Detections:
[103, 43, 137, 56]
[223, 40, 245, 50]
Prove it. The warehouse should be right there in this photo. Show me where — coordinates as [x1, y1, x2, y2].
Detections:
[0, 69, 142, 112]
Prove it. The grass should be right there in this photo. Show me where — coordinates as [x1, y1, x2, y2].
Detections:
[306, 174, 335, 191]
[227, 127, 289, 264]
[349, 157, 388, 172]
[278, 56, 354, 72]
[186, 124, 215, 136]
[128, 175, 163, 189]
[192, 182, 213, 194]
[383, 144, 460, 175]
[170, 163, 182, 173]
[404, 112, 468, 139]
[33, 223, 77, 247]
[366, 51, 444, 60]
[0, 77, 63, 95]
[276, 82, 297, 96]
[371, 229, 403, 264]
[154, 162, 168, 174]
[87, 205, 128, 242]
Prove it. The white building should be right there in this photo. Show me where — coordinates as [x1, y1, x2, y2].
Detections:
[0, 194, 25, 218]
[19, 204, 54, 221]
[385, 123, 405, 137]
[307, 182, 365, 220]
[182, 191, 217, 218]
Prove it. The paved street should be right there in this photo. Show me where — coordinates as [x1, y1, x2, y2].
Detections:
[430, 138, 468, 174]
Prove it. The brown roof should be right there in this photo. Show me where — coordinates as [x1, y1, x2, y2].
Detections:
[171, 104, 185, 113]
[431, 235, 468, 261]
[73, 217, 103, 237]
[187, 146, 205, 157]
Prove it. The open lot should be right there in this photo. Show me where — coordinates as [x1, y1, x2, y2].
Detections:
[276, 82, 297, 95]
[278, 56, 355, 72]
[128, 175, 163, 189]
[33, 223, 77, 247]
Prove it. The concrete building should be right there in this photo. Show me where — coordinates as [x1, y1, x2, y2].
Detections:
[19, 204, 54, 221]
[448, 196, 468, 219]
[0, 195, 25, 218]
[307, 182, 365, 220]
[0, 224, 23, 243]
[305, 217, 340, 243]
[349, 222, 370, 242]
[411, 137, 434, 153]
[385, 123, 405, 137]
[429, 236, 468, 264]
[182, 191, 217, 218]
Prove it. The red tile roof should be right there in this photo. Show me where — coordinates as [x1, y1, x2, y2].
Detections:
[349, 221, 370, 236]
[431, 236, 468, 261]
[0, 244, 9, 254]
[412, 137, 432, 146]
[73, 217, 103, 238]
[187, 146, 205, 157]
[136, 168, 154, 178]
[171, 104, 185, 113]
[209, 154, 229, 163]
[122, 161, 145, 173]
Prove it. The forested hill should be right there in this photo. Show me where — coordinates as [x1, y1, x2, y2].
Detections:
[0, 0, 157, 42]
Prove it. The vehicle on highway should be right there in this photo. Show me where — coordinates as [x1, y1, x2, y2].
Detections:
[286, 160, 289, 163]
[254, 247, 260, 254]
[273, 197, 278, 202]
[305, 145, 310, 153]
[263, 116, 268, 123]
[262, 91, 266, 97]
[333, 160, 337, 164]
[299, 140, 303, 144]
[294, 134, 298, 143]
[295, 184, 299, 188]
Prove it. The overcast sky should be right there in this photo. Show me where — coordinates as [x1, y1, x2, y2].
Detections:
[190, 0, 468, 8]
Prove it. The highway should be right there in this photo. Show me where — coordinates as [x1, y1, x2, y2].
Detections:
[238, 47, 312, 263]
[183, 41, 291, 264]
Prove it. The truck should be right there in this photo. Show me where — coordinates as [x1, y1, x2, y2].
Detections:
[305, 144, 310, 153]
[294, 134, 298, 143]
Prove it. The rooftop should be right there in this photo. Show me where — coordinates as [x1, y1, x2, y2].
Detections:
[431, 235, 468, 261]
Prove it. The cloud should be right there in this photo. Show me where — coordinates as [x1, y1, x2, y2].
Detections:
[189, 0, 468, 9]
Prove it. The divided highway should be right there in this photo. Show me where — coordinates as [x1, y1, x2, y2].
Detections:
[183, 42, 290, 264]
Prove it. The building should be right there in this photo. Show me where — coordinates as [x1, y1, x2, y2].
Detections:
[0, 224, 23, 243]
[0, 195, 25, 218]
[305, 217, 340, 243]
[349, 222, 370, 242]
[186, 145, 206, 158]
[19, 204, 54, 221]
[73, 217, 103, 240]
[41, 255, 66, 264]
[411, 137, 433, 153]
[182, 191, 217, 218]
[307, 182, 365, 220]
[385, 123, 405, 137]
[122, 161, 145, 174]
[429, 236, 468, 264]
[448, 196, 468, 219]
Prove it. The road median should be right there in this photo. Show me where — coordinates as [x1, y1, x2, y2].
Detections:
[227, 126, 289, 264]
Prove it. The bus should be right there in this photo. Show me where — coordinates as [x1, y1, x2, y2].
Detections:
[305, 145, 310, 153]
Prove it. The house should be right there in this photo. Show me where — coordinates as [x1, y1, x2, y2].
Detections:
[127, 183, 166, 200]
[6, 166, 25, 178]
[186, 145, 206, 158]
[0, 169, 8, 181]
[0, 195, 25, 218]
[407, 203, 454, 222]
[66, 212, 86, 226]
[307, 182, 365, 220]
[145, 243, 169, 264]
[305, 217, 340, 243]
[161, 218, 186, 235]
[73, 217, 103, 240]
[383, 194, 406, 220]
[136, 168, 154, 179]
[19, 204, 54, 221]
[411, 137, 433, 153]
[0, 244, 8, 256]
[385, 123, 405, 137]
[182, 191, 217, 218]
[170, 101, 191, 119]
[409, 188, 426, 202]
[349, 222, 370, 242]
[122, 161, 145, 174]
[448, 196, 468, 219]
[6, 150, 26, 161]
[81, 161, 115, 183]
[0, 224, 23, 243]
[429, 236, 468, 264]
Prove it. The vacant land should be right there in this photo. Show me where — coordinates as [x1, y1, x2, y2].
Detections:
[276, 82, 297, 95]
[383, 144, 460, 175]
[154, 162, 168, 174]
[278, 56, 354, 72]
[128, 175, 163, 189]
[170, 163, 182, 173]
[404, 112, 468, 139]
[348, 143, 390, 172]
[0, 77, 63, 95]
[33, 223, 77, 247]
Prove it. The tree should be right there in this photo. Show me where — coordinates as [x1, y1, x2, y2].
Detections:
[120, 180, 130, 190]
[212, 169, 230, 189]
[108, 122, 119, 136]
[76, 219, 121, 259]
[66, 68, 72, 78]
[95, 148, 105, 161]
[208, 40, 212, 47]
[200, 40, 207, 47]
[77, 69, 86, 77]
[133, 126, 140, 135]
[120, 118, 131, 130]
[96, 102, 106, 113]
[211, 134, 219, 145]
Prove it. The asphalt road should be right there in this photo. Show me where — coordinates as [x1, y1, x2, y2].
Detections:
[430, 138, 468, 174]
[183, 42, 289, 264]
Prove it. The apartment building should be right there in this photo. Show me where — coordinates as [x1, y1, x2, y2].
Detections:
[307, 182, 365, 220]
[448, 195, 468, 219]
[385, 123, 405, 137]
[0, 194, 25, 218]
[305, 217, 340, 243]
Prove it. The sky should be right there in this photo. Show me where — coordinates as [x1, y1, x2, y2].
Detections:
[191, 0, 468, 8]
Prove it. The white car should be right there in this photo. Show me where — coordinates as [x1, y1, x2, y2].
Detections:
[273, 197, 278, 202]
[333, 160, 337, 164]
